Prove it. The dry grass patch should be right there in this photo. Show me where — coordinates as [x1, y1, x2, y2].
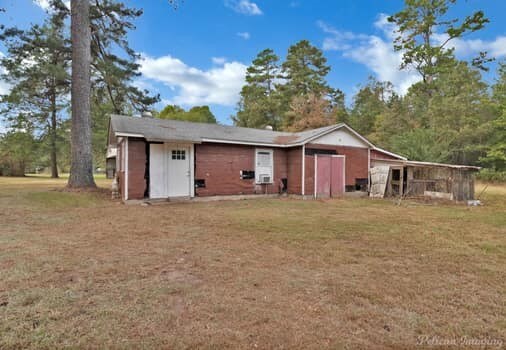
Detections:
[0, 176, 505, 349]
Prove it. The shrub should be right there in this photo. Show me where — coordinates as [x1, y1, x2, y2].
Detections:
[476, 168, 506, 183]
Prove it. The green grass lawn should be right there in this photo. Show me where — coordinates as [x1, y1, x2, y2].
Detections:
[0, 176, 505, 349]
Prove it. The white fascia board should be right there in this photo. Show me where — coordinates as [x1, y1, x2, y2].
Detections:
[115, 132, 145, 138]
[202, 138, 286, 148]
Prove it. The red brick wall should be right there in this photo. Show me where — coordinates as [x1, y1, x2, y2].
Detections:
[306, 144, 369, 186]
[127, 139, 147, 200]
[287, 147, 303, 194]
[195, 143, 288, 196]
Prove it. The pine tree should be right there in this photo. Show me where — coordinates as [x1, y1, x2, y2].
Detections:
[233, 49, 281, 129]
[87, 0, 160, 169]
[279, 40, 331, 97]
[389, 0, 490, 84]
[89, 0, 159, 114]
[45, 0, 159, 175]
[0, 5, 70, 178]
[278, 40, 341, 130]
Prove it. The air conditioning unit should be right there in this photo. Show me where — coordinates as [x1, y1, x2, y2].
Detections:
[259, 174, 271, 184]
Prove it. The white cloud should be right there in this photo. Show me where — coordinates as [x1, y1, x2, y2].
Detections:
[319, 13, 506, 95]
[225, 0, 263, 15]
[318, 18, 420, 95]
[0, 52, 10, 96]
[33, 0, 70, 11]
[433, 33, 506, 59]
[373, 13, 397, 41]
[237, 32, 251, 40]
[212, 57, 227, 65]
[139, 55, 247, 106]
[0, 79, 10, 96]
[33, 0, 51, 10]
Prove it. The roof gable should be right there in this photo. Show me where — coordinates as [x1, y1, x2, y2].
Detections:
[308, 127, 371, 148]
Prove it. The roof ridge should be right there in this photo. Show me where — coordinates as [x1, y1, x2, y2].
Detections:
[111, 114, 293, 135]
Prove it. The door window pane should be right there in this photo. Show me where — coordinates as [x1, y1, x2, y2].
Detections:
[171, 149, 186, 160]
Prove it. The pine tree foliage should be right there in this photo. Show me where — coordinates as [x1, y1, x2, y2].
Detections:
[233, 49, 281, 129]
[158, 105, 217, 124]
[388, 0, 491, 83]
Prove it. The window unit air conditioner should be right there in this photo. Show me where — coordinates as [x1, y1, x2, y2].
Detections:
[259, 174, 271, 184]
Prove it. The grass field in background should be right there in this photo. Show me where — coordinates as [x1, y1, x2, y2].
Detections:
[0, 176, 505, 348]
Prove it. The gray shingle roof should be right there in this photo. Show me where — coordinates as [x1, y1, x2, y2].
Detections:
[109, 114, 345, 146]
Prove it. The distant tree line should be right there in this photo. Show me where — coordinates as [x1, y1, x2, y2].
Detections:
[156, 105, 217, 124]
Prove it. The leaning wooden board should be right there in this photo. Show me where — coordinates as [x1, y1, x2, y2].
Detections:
[370, 166, 390, 198]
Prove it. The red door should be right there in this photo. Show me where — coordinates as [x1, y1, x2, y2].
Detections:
[330, 156, 345, 197]
[316, 156, 331, 197]
[316, 155, 345, 198]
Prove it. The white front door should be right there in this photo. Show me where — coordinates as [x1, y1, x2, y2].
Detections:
[150, 143, 167, 198]
[167, 146, 191, 197]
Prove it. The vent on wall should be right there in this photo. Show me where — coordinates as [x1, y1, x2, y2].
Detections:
[240, 170, 255, 180]
[195, 179, 206, 188]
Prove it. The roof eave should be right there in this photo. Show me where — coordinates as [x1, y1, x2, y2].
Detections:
[372, 146, 407, 160]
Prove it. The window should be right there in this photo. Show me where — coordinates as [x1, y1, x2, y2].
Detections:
[255, 149, 273, 184]
[171, 149, 186, 160]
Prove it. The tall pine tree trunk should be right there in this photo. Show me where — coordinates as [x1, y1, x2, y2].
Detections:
[68, 0, 96, 188]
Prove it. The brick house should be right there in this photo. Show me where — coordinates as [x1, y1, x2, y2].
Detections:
[107, 114, 406, 201]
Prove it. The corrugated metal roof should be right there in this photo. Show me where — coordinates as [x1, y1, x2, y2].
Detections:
[109, 114, 344, 146]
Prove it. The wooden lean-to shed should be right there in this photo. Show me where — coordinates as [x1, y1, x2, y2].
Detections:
[370, 158, 480, 202]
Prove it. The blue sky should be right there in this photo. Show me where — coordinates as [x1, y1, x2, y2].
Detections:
[1, 0, 506, 125]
